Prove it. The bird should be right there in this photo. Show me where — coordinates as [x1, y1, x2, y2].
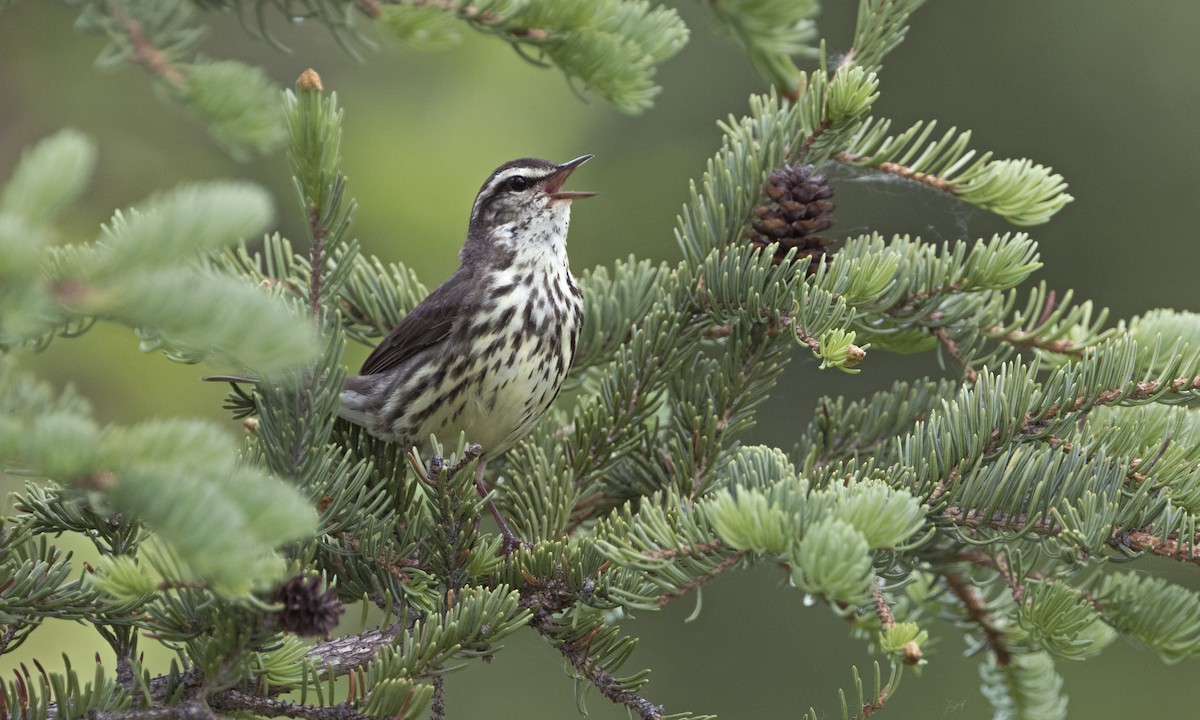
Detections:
[338, 155, 594, 549]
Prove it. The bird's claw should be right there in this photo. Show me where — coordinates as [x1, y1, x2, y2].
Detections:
[500, 528, 533, 555]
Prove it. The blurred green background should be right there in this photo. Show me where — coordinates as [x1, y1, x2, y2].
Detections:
[3, 1, 1199, 717]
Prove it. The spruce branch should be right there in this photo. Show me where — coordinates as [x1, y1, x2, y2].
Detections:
[88, 702, 215, 720]
[73, 2, 284, 159]
[944, 571, 1012, 666]
[287, 68, 350, 321]
[836, 150, 953, 192]
[207, 693, 375, 720]
[842, 0, 927, 75]
[859, 685, 890, 718]
[307, 195, 329, 324]
[706, 0, 819, 98]
[802, 379, 955, 471]
[391, 0, 534, 34]
[524, 596, 666, 720]
[0, 625, 19, 655]
[972, 550, 1026, 605]
[10, 4, 1200, 718]
[799, 662, 904, 720]
[201, 0, 370, 56]
[1120, 530, 1200, 565]
[977, 289, 1089, 356]
[106, 1, 188, 88]
[376, 0, 688, 112]
[305, 623, 402, 677]
[931, 325, 978, 383]
[835, 123, 1073, 226]
[654, 550, 745, 607]
[109, 624, 406, 714]
[429, 674, 445, 720]
[942, 506, 1200, 567]
[872, 585, 896, 631]
[979, 651, 1067, 718]
[1032, 373, 1200, 425]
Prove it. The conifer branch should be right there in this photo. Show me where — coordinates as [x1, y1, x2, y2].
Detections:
[395, 0, 545, 37]
[924, 371, 1200, 463]
[962, 550, 1027, 605]
[949, 548, 1109, 613]
[429, 674, 446, 720]
[305, 623, 403, 676]
[109, 1, 187, 89]
[1041, 435, 1171, 489]
[860, 680, 894, 718]
[978, 289, 1088, 356]
[872, 585, 896, 630]
[564, 315, 682, 528]
[373, 0, 687, 112]
[883, 282, 1091, 364]
[943, 571, 1012, 666]
[941, 506, 1067, 539]
[525, 596, 665, 720]
[931, 325, 978, 383]
[89, 701, 214, 720]
[89, 625, 407, 720]
[642, 540, 727, 560]
[705, 0, 820, 98]
[836, 120, 1072, 225]
[799, 118, 833, 152]
[0, 625, 20, 656]
[68, 3, 285, 159]
[804, 381, 950, 471]
[1120, 530, 1200, 566]
[980, 327, 1089, 356]
[656, 551, 745, 607]
[943, 505, 1200, 567]
[889, 280, 966, 312]
[307, 210, 329, 323]
[860, 690, 890, 718]
[791, 321, 822, 354]
[208, 693, 375, 720]
[1035, 375, 1200, 422]
[843, 0, 927, 75]
[9, 5, 1200, 717]
[836, 152, 955, 193]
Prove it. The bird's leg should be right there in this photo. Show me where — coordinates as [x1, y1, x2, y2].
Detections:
[474, 459, 527, 553]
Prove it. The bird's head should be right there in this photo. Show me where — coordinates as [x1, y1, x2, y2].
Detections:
[463, 155, 594, 265]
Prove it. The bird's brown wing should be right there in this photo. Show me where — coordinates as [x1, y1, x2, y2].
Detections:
[358, 270, 472, 376]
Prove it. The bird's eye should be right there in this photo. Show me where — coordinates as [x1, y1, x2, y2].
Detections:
[506, 176, 529, 192]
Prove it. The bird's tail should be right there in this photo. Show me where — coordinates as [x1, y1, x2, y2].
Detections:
[338, 374, 376, 427]
[204, 374, 368, 427]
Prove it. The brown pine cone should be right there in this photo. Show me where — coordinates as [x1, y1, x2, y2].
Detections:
[746, 163, 837, 269]
[273, 574, 343, 637]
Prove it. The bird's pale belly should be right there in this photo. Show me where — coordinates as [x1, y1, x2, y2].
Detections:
[405, 326, 570, 458]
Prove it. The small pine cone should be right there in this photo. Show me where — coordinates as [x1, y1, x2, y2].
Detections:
[745, 163, 837, 269]
[273, 574, 343, 637]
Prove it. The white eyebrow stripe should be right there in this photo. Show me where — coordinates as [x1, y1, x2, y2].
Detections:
[484, 166, 549, 193]
[471, 166, 539, 221]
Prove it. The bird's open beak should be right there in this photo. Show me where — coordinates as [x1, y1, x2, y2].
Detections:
[546, 154, 597, 201]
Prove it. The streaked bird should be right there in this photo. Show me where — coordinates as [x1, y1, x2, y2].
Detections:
[340, 155, 594, 549]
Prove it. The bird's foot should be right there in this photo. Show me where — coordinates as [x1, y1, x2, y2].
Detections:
[474, 457, 533, 553]
[499, 526, 534, 554]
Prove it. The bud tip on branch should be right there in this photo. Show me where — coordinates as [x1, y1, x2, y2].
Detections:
[298, 68, 323, 92]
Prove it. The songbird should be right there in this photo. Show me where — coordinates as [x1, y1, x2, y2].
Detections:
[340, 155, 594, 549]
